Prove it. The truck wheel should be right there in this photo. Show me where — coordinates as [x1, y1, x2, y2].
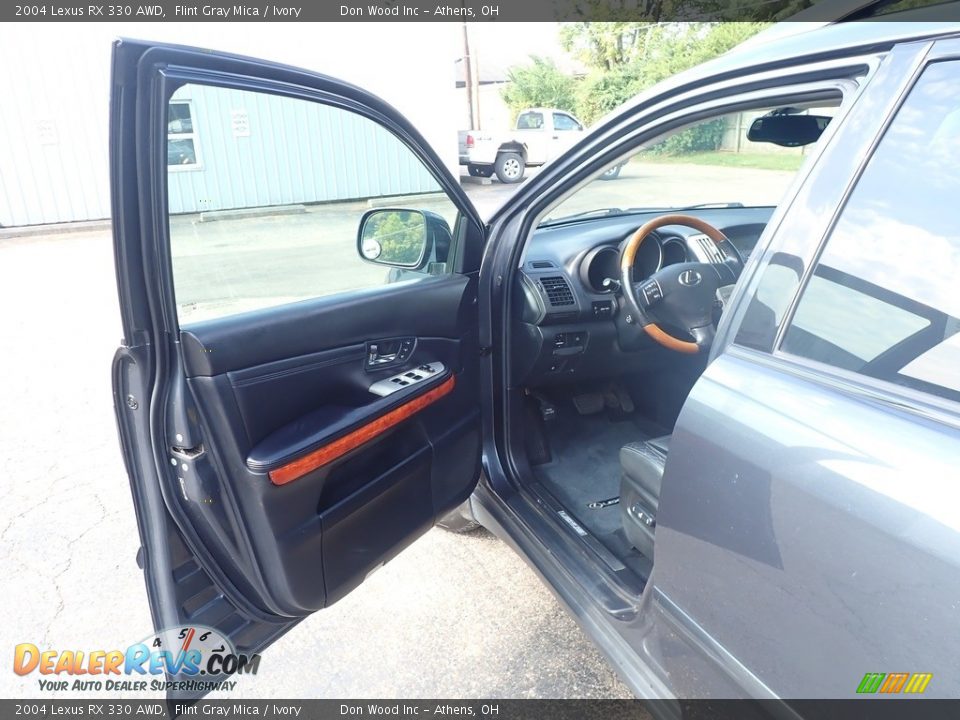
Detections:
[468, 164, 493, 178]
[599, 163, 624, 181]
[494, 152, 525, 184]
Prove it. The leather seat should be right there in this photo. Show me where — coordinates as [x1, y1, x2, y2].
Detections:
[619, 435, 670, 559]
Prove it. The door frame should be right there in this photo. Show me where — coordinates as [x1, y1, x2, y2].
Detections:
[111, 38, 487, 638]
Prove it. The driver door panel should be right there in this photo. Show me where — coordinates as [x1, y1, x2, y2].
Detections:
[177, 276, 481, 614]
[110, 39, 485, 682]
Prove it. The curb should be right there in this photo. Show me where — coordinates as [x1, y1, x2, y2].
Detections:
[0, 219, 111, 240]
[366, 193, 448, 208]
[200, 204, 306, 222]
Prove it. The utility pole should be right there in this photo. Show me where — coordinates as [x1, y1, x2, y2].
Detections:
[472, 51, 481, 130]
[461, 21, 476, 130]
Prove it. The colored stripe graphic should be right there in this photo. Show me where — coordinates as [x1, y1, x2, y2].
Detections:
[904, 673, 933, 694]
[857, 673, 885, 694]
[879, 673, 909, 693]
[857, 672, 932, 694]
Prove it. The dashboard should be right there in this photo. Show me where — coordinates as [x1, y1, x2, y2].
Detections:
[512, 207, 774, 386]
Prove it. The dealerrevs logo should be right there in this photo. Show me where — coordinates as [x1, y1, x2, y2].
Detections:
[13, 625, 260, 693]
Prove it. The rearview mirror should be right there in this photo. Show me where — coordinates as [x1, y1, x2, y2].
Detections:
[357, 209, 428, 268]
[747, 114, 831, 148]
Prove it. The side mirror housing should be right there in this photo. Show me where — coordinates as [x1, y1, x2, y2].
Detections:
[357, 209, 429, 268]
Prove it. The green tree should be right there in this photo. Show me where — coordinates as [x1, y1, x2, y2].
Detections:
[499, 56, 578, 120]
[646, 118, 726, 156]
[559, 22, 656, 71]
[552, 0, 813, 23]
[572, 22, 771, 124]
[364, 211, 426, 265]
[498, 22, 774, 130]
[574, 63, 645, 127]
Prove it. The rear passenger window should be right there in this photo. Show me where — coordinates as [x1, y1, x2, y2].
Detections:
[779, 61, 960, 402]
[516, 111, 544, 129]
[166, 83, 460, 325]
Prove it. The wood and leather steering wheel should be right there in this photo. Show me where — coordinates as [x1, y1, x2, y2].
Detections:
[619, 214, 738, 354]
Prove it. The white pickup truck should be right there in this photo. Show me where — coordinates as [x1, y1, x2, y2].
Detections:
[459, 107, 604, 184]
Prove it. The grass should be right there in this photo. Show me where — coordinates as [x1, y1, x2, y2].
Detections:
[635, 151, 805, 172]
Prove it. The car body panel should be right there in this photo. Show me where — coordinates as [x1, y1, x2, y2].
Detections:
[477, 22, 960, 702]
[651, 34, 960, 699]
[657, 348, 960, 698]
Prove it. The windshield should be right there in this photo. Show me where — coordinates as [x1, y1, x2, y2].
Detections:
[541, 103, 840, 226]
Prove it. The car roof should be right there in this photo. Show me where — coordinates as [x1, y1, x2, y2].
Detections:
[716, 21, 960, 76]
[733, 19, 960, 61]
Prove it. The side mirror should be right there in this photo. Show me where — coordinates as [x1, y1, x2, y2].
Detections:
[357, 209, 429, 268]
[747, 114, 831, 148]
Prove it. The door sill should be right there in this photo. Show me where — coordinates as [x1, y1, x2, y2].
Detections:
[478, 470, 643, 620]
[471, 480, 678, 708]
[526, 480, 649, 597]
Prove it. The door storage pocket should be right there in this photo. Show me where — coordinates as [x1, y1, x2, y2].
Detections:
[319, 446, 433, 605]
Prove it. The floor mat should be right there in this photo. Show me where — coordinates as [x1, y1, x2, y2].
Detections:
[534, 416, 638, 536]
[531, 404, 664, 579]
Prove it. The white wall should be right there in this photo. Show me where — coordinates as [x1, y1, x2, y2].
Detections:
[0, 23, 461, 226]
[457, 83, 514, 131]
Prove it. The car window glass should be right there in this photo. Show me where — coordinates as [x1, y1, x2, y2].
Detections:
[517, 112, 544, 129]
[541, 103, 838, 228]
[785, 273, 930, 369]
[553, 113, 580, 131]
[778, 61, 960, 403]
[166, 83, 460, 325]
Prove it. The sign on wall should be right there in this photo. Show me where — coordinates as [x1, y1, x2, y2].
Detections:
[231, 109, 250, 138]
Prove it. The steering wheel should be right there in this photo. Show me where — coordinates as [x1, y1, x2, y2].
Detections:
[619, 214, 740, 354]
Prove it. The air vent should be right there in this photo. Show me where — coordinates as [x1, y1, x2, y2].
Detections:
[540, 276, 575, 306]
[530, 260, 555, 269]
[694, 234, 724, 264]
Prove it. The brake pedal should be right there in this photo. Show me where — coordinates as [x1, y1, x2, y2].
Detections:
[573, 392, 604, 415]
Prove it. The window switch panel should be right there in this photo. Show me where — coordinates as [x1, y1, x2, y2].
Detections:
[369, 362, 445, 397]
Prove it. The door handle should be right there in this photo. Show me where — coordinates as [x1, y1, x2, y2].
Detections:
[367, 344, 396, 365]
[365, 337, 416, 369]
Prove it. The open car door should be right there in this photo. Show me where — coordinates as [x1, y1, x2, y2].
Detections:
[109, 39, 485, 695]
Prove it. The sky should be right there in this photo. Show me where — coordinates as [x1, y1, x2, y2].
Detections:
[467, 22, 569, 71]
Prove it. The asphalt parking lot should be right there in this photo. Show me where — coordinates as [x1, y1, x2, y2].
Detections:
[0, 161, 792, 701]
[0, 179, 634, 701]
